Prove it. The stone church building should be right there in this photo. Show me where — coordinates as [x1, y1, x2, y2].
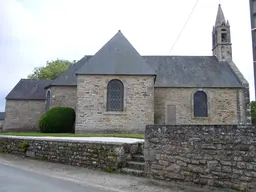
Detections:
[2, 5, 251, 133]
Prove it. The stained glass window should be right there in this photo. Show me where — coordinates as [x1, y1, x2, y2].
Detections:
[194, 91, 208, 117]
[107, 79, 124, 111]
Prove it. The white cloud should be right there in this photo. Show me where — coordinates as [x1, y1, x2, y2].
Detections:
[0, 0, 255, 111]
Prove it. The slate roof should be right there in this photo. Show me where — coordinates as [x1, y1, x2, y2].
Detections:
[47, 56, 92, 87]
[143, 56, 242, 88]
[47, 55, 242, 88]
[215, 4, 226, 27]
[6, 79, 53, 100]
[42, 30, 243, 89]
[0, 112, 5, 120]
[76, 30, 156, 75]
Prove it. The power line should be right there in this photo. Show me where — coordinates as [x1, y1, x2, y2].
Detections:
[168, 0, 199, 54]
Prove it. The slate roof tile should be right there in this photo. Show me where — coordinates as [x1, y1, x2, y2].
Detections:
[76, 30, 156, 75]
[6, 79, 53, 100]
[45, 55, 243, 88]
[143, 56, 242, 88]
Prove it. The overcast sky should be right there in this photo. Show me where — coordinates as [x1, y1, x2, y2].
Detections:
[0, 0, 254, 111]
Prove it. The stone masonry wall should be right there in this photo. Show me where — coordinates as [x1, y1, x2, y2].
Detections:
[144, 125, 256, 191]
[0, 136, 141, 171]
[3, 100, 45, 131]
[154, 88, 243, 125]
[50, 86, 77, 110]
[229, 61, 251, 124]
[76, 75, 154, 133]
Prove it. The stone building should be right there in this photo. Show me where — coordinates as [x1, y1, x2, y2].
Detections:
[2, 5, 251, 133]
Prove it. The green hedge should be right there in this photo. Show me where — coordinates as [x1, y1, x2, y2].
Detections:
[39, 107, 76, 133]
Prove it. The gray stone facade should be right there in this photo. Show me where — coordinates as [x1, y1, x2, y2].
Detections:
[154, 88, 247, 125]
[76, 75, 155, 133]
[50, 86, 77, 110]
[144, 125, 256, 191]
[3, 100, 45, 131]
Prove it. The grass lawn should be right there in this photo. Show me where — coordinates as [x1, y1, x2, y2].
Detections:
[0, 132, 144, 139]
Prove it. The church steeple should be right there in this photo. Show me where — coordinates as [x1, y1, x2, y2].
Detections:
[212, 4, 232, 61]
[215, 4, 226, 27]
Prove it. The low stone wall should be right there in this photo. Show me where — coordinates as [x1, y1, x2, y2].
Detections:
[0, 136, 143, 171]
[144, 125, 256, 191]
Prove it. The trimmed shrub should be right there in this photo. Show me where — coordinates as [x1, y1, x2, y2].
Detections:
[39, 107, 76, 133]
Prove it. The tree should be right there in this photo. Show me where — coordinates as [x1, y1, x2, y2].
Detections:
[28, 59, 75, 80]
[251, 101, 256, 125]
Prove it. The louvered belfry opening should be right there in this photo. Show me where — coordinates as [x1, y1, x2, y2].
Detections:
[107, 79, 124, 111]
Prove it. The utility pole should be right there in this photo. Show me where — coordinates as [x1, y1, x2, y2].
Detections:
[249, 0, 256, 99]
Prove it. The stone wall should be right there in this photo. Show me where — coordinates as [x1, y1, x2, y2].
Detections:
[50, 86, 77, 110]
[144, 125, 256, 191]
[229, 61, 251, 124]
[154, 88, 246, 125]
[76, 75, 154, 133]
[0, 136, 142, 171]
[3, 100, 45, 131]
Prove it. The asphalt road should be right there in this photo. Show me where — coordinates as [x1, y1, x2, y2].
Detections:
[0, 163, 109, 192]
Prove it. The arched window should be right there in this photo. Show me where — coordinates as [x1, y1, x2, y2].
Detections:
[45, 90, 51, 111]
[107, 79, 124, 111]
[193, 91, 208, 117]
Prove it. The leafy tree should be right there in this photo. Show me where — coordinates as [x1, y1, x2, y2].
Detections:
[251, 101, 256, 125]
[28, 59, 76, 80]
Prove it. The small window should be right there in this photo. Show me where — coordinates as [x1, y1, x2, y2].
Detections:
[107, 79, 124, 111]
[193, 91, 208, 117]
[45, 90, 51, 111]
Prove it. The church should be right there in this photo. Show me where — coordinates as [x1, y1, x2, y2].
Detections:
[1, 5, 251, 133]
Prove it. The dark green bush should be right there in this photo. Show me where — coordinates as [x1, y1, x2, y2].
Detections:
[39, 107, 76, 133]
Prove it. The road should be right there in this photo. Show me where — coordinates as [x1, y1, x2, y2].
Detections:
[0, 163, 108, 192]
[0, 154, 226, 192]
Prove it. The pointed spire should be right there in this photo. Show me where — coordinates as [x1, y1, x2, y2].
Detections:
[227, 20, 230, 26]
[215, 4, 226, 27]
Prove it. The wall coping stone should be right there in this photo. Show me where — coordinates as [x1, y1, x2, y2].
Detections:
[0, 135, 144, 145]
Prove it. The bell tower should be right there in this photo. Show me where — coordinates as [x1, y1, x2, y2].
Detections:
[212, 4, 232, 61]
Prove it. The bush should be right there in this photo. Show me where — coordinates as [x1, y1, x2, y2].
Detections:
[39, 107, 76, 133]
